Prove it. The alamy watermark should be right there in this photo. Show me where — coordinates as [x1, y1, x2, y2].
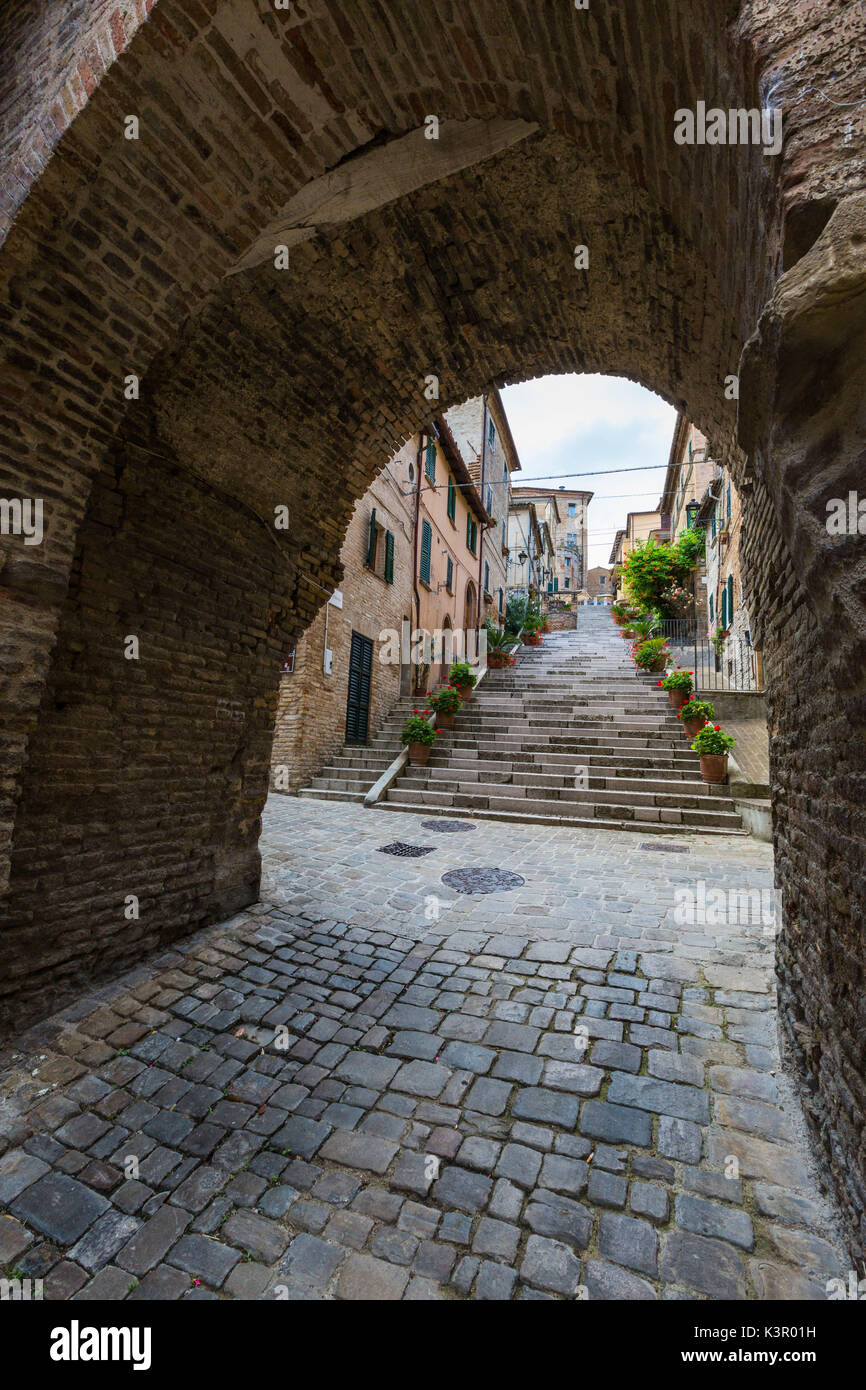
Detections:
[674, 881, 781, 932]
[0, 497, 43, 545]
[674, 102, 782, 156]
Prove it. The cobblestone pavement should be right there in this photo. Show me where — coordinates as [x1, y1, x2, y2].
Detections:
[0, 798, 850, 1301]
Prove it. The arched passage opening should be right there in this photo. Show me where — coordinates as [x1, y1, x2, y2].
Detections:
[1, 0, 865, 1252]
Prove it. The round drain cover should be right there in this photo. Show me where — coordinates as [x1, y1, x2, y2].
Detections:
[421, 820, 477, 833]
[377, 842, 435, 857]
[441, 867, 526, 895]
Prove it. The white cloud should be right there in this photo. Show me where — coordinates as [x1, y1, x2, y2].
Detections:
[499, 374, 677, 570]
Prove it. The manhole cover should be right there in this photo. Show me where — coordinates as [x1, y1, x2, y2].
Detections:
[640, 842, 690, 854]
[441, 867, 526, 895]
[421, 820, 477, 833]
[377, 842, 436, 857]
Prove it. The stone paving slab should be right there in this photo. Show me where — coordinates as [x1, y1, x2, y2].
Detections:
[0, 798, 850, 1301]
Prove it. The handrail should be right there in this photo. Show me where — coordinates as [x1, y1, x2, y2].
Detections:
[363, 656, 492, 808]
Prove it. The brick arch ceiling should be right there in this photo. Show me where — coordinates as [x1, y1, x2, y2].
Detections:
[0, 0, 781, 891]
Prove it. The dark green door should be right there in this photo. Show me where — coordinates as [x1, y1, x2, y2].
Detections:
[346, 632, 374, 744]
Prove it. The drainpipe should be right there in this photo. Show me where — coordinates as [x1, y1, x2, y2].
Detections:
[411, 430, 425, 692]
[477, 394, 489, 658]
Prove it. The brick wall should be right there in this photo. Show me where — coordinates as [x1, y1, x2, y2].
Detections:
[270, 443, 415, 794]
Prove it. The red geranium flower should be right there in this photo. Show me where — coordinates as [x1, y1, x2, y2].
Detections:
[714, 725, 721, 731]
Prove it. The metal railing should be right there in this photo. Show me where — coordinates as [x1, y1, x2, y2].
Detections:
[659, 620, 760, 693]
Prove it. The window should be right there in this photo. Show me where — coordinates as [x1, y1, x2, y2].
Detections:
[366, 508, 377, 568]
[564, 578, 570, 589]
[498, 587, 503, 616]
[599, 575, 605, 587]
[424, 438, 436, 484]
[420, 518, 432, 585]
[502, 461, 508, 482]
[488, 419, 496, 451]
[727, 573, 734, 619]
[384, 530, 394, 585]
[447, 475, 456, 523]
[501, 519, 506, 548]
[721, 584, 727, 629]
[446, 555, 454, 593]
[567, 532, 577, 546]
[281, 649, 295, 674]
[711, 508, 717, 540]
[483, 560, 490, 594]
[466, 514, 478, 555]
[726, 481, 732, 520]
[485, 484, 493, 514]
[568, 502, 576, 517]
[709, 593, 714, 623]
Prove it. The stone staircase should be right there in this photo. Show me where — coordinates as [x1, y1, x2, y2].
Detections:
[299, 609, 745, 834]
[298, 695, 423, 804]
[379, 609, 745, 834]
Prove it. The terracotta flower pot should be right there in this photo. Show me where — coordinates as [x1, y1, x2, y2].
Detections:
[668, 688, 689, 710]
[699, 753, 728, 784]
[438, 711, 455, 729]
[648, 655, 666, 672]
[408, 741, 431, 766]
[456, 684, 474, 704]
[683, 717, 704, 738]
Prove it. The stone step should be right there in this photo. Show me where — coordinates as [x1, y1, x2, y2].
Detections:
[299, 787, 367, 803]
[377, 800, 746, 835]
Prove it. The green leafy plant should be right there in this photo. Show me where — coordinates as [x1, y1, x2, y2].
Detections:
[449, 662, 477, 688]
[632, 637, 670, 670]
[427, 684, 462, 715]
[660, 668, 694, 693]
[678, 698, 716, 723]
[711, 625, 728, 659]
[690, 723, 736, 755]
[400, 711, 437, 746]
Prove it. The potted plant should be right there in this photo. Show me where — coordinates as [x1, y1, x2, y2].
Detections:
[690, 723, 736, 783]
[401, 710, 438, 765]
[427, 684, 462, 729]
[632, 637, 670, 673]
[659, 667, 694, 710]
[449, 662, 478, 704]
[677, 697, 716, 738]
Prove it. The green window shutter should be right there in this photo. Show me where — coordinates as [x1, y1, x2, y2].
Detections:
[367, 508, 377, 567]
[727, 573, 734, 618]
[709, 593, 714, 623]
[484, 561, 490, 592]
[466, 513, 471, 549]
[420, 519, 432, 585]
[425, 439, 436, 483]
[721, 586, 728, 629]
[447, 477, 456, 522]
[711, 509, 717, 539]
[446, 556, 453, 592]
[384, 529, 394, 584]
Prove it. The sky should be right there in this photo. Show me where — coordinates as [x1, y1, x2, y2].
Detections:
[499, 374, 677, 572]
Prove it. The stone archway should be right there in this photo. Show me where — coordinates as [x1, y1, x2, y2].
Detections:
[1, 0, 865, 1253]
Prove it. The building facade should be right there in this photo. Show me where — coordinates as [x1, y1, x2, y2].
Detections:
[698, 464, 763, 689]
[414, 417, 490, 689]
[270, 440, 416, 794]
[511, 486, 592, 594]
[506, 499, 555, 600]
[444, 388, 521, 628]
[586, 566, 613, 601]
